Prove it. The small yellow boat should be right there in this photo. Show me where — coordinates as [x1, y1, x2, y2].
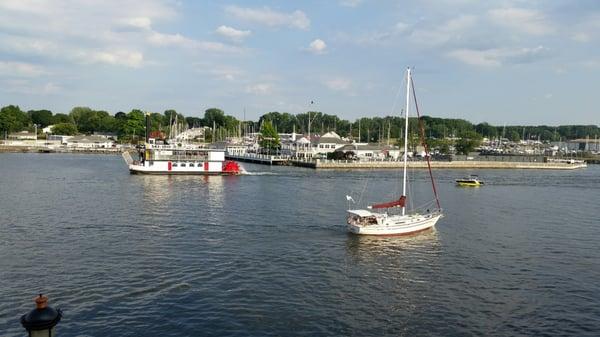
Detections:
[456, 175, 484, 187]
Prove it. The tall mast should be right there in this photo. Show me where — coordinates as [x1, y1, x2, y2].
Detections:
[402, 68, 411, 216]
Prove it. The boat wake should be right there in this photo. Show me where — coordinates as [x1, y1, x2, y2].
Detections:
[241, 171, 278, 176]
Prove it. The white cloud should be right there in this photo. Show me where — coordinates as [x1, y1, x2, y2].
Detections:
[325, 78, 352, 91]
[0, 61, 48, 77]
[2, 79, 62, 95]
[117, 17, 153, 31]
[308, 39, 327, 54]
[582, 60, 600, 69]
[0, 0, 240, 71]
[147, 32, 190, 46]
[571, 33, 590, 43]
[447, 46, 548, 67]
[78, 50, 145, 68]
[245, 83, 273, 95]
[488, 8, 554, 36]
[339, 0, 363, 7]
[215, 25, 251, 42]
[409, 15, 477, 47]
[225, 6, 310, 30]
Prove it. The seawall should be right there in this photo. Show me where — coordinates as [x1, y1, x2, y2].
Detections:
[314, 160, 587, 170]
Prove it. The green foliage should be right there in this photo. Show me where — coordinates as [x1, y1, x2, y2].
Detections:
[53, 113, 74, 124]
[69, 107, 117, 133]
[455, 131, 483, 155]
[29, 110, 53, 127]
[259, 120, 280, 152]
[2, 104, 599, 144]
[203, 108, 226, 128]
[51, 123, 78, 135]
[0, 105, 28, 133]
[508, 130, 521, 142]
[121, 109, 145, 138]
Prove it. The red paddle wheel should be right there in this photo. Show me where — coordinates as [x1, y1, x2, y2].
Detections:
[222, 160, 241, 175]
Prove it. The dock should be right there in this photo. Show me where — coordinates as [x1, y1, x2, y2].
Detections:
[225, 153, 291, 165]
[314, 160, 587, 170]
[224, 153, 587, 170]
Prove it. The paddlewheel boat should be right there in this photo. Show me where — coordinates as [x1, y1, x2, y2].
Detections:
[346, 68, 443, 236]
[123, 140, 241, 175]
[122, 113, 241, 175]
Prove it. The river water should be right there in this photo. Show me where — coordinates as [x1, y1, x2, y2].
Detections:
[1, 153, 599, 336]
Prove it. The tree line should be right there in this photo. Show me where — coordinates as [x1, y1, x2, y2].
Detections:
[1, 104, 598, 143]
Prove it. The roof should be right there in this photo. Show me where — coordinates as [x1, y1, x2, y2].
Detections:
[321, 131, 341, 139]
[336, 143, 399, 152]
[347, 209, 377, 217]
[316, 137, 348, 145]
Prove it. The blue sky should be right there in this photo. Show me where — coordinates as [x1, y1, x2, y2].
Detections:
[0, 0, 598, 125]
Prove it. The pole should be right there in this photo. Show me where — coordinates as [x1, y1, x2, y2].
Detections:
[402, 67, 411, 216]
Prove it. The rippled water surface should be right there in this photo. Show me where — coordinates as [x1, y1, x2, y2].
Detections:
[1, 153, 599, 336]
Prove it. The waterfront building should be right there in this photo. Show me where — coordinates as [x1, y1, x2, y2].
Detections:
[65, 135, 115, 148]
[335, 143, 402, 159]
[8, 131, 37, 140]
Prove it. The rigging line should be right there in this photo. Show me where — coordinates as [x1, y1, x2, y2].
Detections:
[410, 76, 441, 210]
[389, 83, 405, 117]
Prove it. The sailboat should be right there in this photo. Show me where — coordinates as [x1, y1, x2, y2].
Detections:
[346, 68, 443, 235]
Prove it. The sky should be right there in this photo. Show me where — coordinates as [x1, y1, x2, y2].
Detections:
[0, 0, 598, 125]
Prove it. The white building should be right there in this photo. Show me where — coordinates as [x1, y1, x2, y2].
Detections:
[65, 135, 114, 148]
[42, 125, 54, 134]
[336, 143, 402, 159]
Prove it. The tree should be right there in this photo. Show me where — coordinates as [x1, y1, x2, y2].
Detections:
[508, 130, 520, 142]
[455, 131, 482, 155]
[203, 108, 226, 128]
[186, 117, 202, 128]
[53, 113, 74, 124]
[29, 110, 53, 127]
[259, 120, 280, 152]
[0, 105, 28, 133]
[51, 123, 78, 135]
[70, 107, 103, 133]
[120, 109, 145, 139]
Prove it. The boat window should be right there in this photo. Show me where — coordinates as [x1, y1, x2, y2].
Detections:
[189, 163, 195, 167]
[172, 163, 178, 167]
[181, 163, 186, 167]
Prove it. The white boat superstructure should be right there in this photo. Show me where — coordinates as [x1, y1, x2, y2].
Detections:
[347, 209, 443, 235]
[122, 113, 242, 175]
[346, 68, 443, 236]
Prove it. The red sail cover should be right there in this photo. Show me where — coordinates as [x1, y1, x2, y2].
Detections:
[371, 195, 406, 209]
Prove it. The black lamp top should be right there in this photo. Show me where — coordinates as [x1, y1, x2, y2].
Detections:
[20, 294, 62, 330]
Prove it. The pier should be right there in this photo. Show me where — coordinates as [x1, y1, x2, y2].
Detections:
[224, 153, 587, 170]
[314, 160, 587, 170]
[225, 153, 290, 165]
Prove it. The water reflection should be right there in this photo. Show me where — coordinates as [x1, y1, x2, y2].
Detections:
[135, 175, 227, 208]
[345, 228, 441, 263]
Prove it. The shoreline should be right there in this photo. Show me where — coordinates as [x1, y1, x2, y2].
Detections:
[1, 147, 591, 169]
[0, 146, 121, 155]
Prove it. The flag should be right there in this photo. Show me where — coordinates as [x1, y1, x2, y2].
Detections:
[346, 195, 355, 203]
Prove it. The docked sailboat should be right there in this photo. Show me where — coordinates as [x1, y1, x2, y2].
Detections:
[346, 68, 443, 235]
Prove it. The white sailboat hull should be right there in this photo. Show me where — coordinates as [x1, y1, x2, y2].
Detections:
[347, 211, 442, 236]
